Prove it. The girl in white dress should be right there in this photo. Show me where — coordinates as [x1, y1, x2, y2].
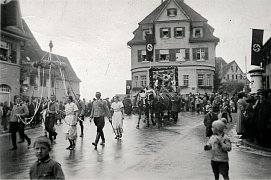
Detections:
[63, 96, 78, 150]
[111, 96, 124, 139]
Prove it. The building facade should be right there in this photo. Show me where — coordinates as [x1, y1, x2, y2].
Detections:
[1, 0, 80, 104]
[262, 37, 271, 89]
[127, 0, 219, 96]
[216, 58, 248, 84]
[0, 0, 30, 103]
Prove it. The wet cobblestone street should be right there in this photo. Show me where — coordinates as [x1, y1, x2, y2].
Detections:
[1, 112, 271, 180]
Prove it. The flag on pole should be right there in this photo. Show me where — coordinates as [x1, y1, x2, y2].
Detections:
[251, 29, 264, 66]
[126, 80, 132, 95]
[146, 33, 154, 62]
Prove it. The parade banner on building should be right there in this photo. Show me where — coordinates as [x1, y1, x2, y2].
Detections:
[145, 33, 154, 62]
[126, 80, 132, 94]
[251, 29, 264, 66]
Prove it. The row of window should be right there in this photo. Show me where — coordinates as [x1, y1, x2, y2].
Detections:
[224, 74, 245, 80]
[132, 74, 212, 87]
[143, 27, 203, 40]
[0, 41, 17, 64]
[133, 75, 147, 87]
[138, 48, 208, 62]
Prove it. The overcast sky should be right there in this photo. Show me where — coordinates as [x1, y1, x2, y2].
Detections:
[20, 0, 271, 100]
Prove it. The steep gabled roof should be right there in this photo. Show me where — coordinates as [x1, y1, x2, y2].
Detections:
[221, 60, 245, 78]
[139, 0, 207, 25]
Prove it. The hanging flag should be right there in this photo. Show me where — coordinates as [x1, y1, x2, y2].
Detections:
[126, 80, 132, 94]
[251, 29, 264, 66]
[146, 32, 154, 62]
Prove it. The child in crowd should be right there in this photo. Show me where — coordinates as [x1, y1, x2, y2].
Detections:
[29, 136, 65, 179]
[204, 120, 232, 180]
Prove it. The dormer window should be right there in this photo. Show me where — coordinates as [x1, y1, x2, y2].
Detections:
[193, 28, 203, 38]
[143, 29, 152, 40]
[160, 28, 171, 39]
[167, 8, 177, 17]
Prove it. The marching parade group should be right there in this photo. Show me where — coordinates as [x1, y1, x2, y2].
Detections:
[0, 92, 127, 151]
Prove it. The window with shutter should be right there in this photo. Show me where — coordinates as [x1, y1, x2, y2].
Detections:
[138, 50, 142, 62]
[155, 49, 159, 62]
[169, 49, 176, 61]
[185, 48, 189, 60]
[192, 48, 208, 60]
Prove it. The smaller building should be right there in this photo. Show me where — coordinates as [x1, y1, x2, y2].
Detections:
[216, 57, 248, 84]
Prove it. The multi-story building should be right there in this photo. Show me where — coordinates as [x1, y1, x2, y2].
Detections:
[0, 0, 80, 104]
[216, 57, 248, 84]
[127, 0, 219, 96]
[0, 0, 30, 103]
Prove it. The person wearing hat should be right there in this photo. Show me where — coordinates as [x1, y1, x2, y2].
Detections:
[204, 105, 218, 137]
[90, 92, 111, 148]
[204, 120, 232, 180]
[29, 136, 65, 179]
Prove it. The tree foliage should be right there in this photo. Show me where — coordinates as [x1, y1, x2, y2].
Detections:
[219, 81, 245, 95]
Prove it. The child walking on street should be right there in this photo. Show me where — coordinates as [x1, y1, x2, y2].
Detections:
[204, 119, 232, 180]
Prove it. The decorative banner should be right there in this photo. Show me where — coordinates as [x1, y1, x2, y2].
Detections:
[251, 29, 264, 66]
[145, 33, 154, 62]
[126, 80, 132, 94]
[149, 67, 178, 92]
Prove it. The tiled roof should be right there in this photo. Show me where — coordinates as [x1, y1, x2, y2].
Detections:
[139, 0, 207, 24]
[128, 0, 219, 46]
[21, 20, 81, 82]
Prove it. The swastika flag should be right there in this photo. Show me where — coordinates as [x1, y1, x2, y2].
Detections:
[251, 29, 264, 66]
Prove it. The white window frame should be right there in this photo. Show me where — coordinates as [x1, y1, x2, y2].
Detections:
[141, 50, 147, 61]
[196, 48, 206, 60]
[161, 28, 170, 39]
[198, 74, 204, 86]
[159, 49, 169, 61]
[183, 75, 189, 86]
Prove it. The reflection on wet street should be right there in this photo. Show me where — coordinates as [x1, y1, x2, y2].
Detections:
[1, 112, 271, 179]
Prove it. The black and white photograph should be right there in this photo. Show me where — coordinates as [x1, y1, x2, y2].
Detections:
[1, 0, 271, 179]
